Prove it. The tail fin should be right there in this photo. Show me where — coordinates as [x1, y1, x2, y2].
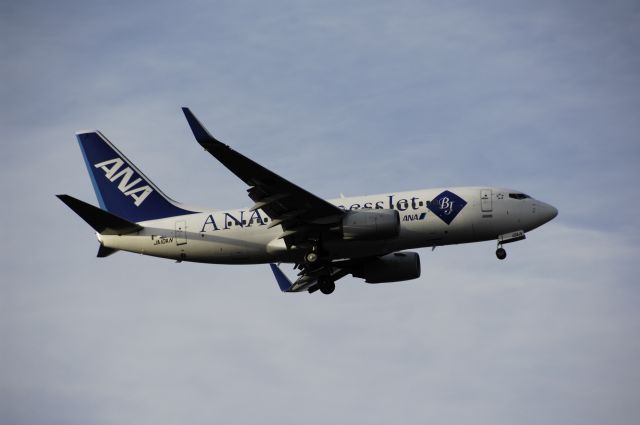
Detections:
[76, 131, 195, 222]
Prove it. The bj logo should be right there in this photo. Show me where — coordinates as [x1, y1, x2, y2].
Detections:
[428, 190, 467, 225]
[439, 197, 454, 215]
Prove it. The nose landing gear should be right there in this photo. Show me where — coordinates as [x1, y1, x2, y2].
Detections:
[495, 230, 525, 260]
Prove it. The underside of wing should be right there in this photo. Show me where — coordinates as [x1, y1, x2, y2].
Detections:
[269, 252, 422, 294]
[269, 262, 350, 294]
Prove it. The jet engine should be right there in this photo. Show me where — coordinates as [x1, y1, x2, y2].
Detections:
[341, 209, 400, 240]
[352, 252, 421, 283]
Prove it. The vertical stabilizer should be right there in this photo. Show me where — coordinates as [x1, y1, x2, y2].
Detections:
[76, 131, 196, 222]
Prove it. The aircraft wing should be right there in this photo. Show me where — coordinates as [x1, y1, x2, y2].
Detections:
[182, 108, 345, 246]
[270, 263, 313, 292]
[270, 263, 351, 293]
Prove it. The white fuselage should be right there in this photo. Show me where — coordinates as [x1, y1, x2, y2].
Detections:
[98, 186, 556, 264]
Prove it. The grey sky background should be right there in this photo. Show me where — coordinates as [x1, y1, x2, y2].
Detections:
[2, 0, 639, 424]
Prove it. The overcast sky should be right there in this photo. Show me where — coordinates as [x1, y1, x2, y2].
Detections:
[2, 0, 639, 424]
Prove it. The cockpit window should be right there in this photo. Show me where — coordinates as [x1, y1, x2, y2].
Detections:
[509, 193, 530, 200]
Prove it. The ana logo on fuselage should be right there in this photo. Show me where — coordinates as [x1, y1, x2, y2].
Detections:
[94, 158, 153, 206]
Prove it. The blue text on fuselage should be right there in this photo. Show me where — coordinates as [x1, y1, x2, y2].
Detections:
[199, 193, 464, 232]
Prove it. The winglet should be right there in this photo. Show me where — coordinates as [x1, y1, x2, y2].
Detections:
[181, 107, 223, 148]
[269, 263, 294, 292]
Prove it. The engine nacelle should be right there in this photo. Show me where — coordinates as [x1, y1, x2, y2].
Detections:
[352, 252, 421, 283]
[342, 209, 400, 240]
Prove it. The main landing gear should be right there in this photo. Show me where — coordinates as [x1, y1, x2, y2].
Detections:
[305, 251, 319, 263]
[496, 246, 507, 260]
[319, 277, 335, 295]
[304, 242, 335, 295]
[304, 240, 321, 264]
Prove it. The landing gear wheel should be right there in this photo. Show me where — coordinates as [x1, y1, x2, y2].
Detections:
[496, 247, 507, 260]
[319, 280, 335, 295]
[305, 252, 319, 263]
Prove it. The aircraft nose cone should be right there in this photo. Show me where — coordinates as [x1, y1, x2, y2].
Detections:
[541, 202, 558, 223]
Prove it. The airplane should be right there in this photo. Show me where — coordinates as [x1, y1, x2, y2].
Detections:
[57, 108, 558, 295]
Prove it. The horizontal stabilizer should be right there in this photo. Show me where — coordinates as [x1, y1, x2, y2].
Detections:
[269, 263, 294, 292]
[97, 245, 119, 257]
[57, 194, 143, 235]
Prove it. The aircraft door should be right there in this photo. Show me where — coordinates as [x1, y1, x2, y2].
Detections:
[175, 220, 187, 246]
[481, 189, 492, 212]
